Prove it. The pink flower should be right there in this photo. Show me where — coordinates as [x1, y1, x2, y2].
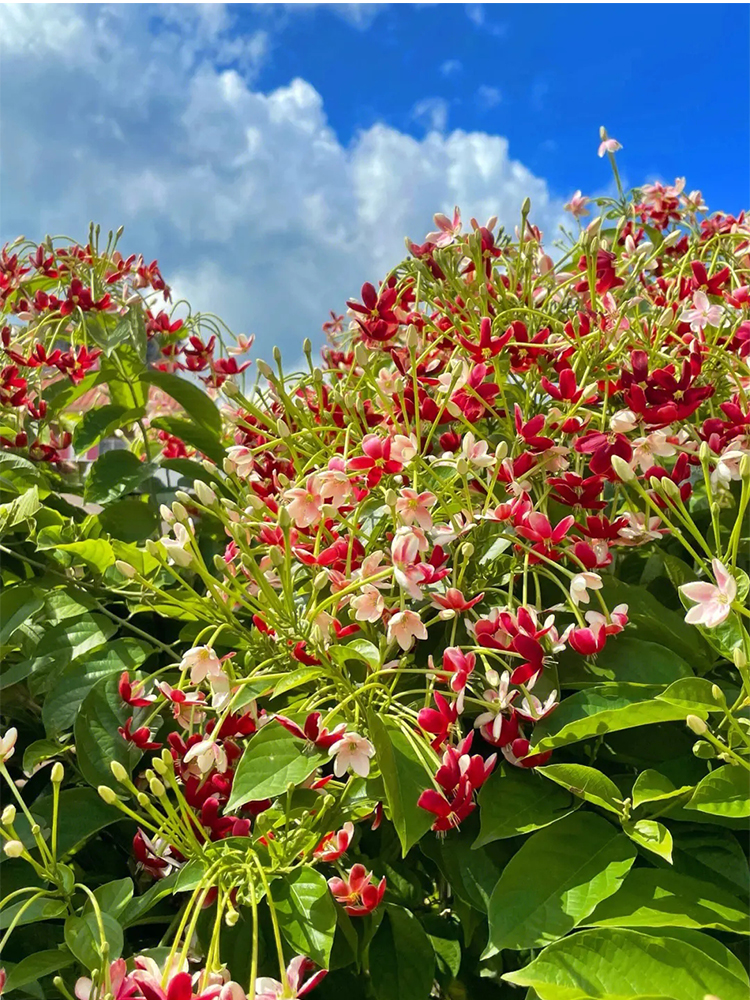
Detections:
[328, 864, 386, 917]
[680, 559, 737, 628]
[426, 206, 462, 247]
[598, 137, 622, 157]
[395, 488, 437, 529]
[350, 584, 385, 623]
[284, 476, 324, 528]
[180, 645, 223, 684]
[225, 445, 255, 478]
[329, 733, 375, 778]
[563, 190, 590, 219]
[75, 960, 136, 1000]
[461, 431, 495, 468]
[314, 821, 354, 862]
[387, 609, 428, 650]
[227, 334, 255, 356]
[183, 739, 228, 775]
[680, 290, 723, 333]
[254, 957, 327, 1000]
[431, 588, 484, 619]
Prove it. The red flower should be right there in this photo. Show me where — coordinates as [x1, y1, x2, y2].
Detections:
[328, 864, 386, 916]
[347, 281, 400, 343]
[451, 363, 500, 422]
[118, 717, 161, 750]
[417, 691, 458, 749]
[314, 822, 354, 862]
[348, 434, 403, 486]
[574, 431, 633, 479]
[118, 671, 156, 708]
[456, 316, 512, 361]
[548, 472, 607, 511]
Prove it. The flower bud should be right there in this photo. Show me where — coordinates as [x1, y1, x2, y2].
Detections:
[212, 554, 227, 573]
[256, 359, 274, 380]
[355, 344, 369, 367]
[521, 196, 531, 217]
[2, 805, 16, 826]
[313, 571, 328, 591]
[98, 785, 118, 805]
[461, 541, 475, 558]
[115, 560, 137, 579]
[686, 714, 707, 735]
[194, 480, 216, 506]
[110, 761, 129, 784]
[312, 367, 323, 385]
[733, 648, 747, 670]
[225, 907, 239, 927]
[278, 505, 292, 530]
[740, 454, 750, 480]
[160, 503, 175, 524]
[611, 455, 636, 482]
[272, 345, 282, 365]
[384, 489, 397, 508]
[456, 456, 469, 477]
[303, 337, 312, 357]
[152, 757, 167, 776]
[171, 501, 188, 522]
[222, 379, 240, 399]
[149, 778, 166, 798]
[277, 419, 291, 439]
[586, 215, 602, 236]
[51, 762, 64, 784]
[3, 839, 25, 858]
[175, 490, 191, 505]
[494, 441, 508, 462]
[699, 441, 711, 465]
[711, 684, 724, 703]
[269, 546, 284, 568]
[405, 325, 419, 350]
[136, 792, 149, 808]
[661, 478, 682, 500]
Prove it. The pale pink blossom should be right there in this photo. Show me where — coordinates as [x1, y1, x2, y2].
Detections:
[598, 137, 622, 157]
[180, 645, 223, 684]
[461, 432, 495, 469]
[570, 572, 603, 606]
[387, 610, 428, 650]
[255, 956, 327, 1000]
[632, 430, 676, 473]
[284, 476, 324, 528]
[350, 585, 385, 623]
[318, 458, 353, 508]
[227, 334, 255, 356]
[563, 190, 590, 219]
[680, 290, 722, 333]
[391, 433, 419, 464]
[395, 489, 437, 529]
[617, 512, 667, 546]
[711, 446, 749, 490]
[680, 559, 737, 628]
[161, 521, 194, 567]
[226, 445, 255, 478]
[329, 733, 375, 778]
[426, 206, 462, 247]
[183, 739, 228, 775]
[516, 690, 559, 722]
[609, 409, 638, 433]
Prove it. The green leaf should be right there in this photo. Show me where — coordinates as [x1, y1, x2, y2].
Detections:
[0, 486, 40, 534]
[562, 637, 693, 688]
[475, 763, 578, 846]
[422, 913, 462, 980]
[64, 910, 124, 968]
[328, 638, 381, 671]
[98, 497, 159, 542]
[2, 949, 75, 993]
[35, 612, 116, 665]
[631, 769, 693, 810]
[55, 539, 115, 574]
[670, 828, 750, 897]
[585, 868, 748, 934]
[656, 677, 724, 715]
[84, 878, 134, 920]
[367, 711, 434, 856]
[226, 723, 327, 810]
[75, 672, 142, 789]
[151, 416, 225, 465]
[141, 370, 222, 435]
[0, 585, 43, 645]
[0, 892, 67, 929]
[686, 764, 749, 818]
[421, 817, 511, 911]
[42, 638, 151, 735]
[22, 739, 63, 773]
[622, 820, 673, 862]
[503, 927, 749, 1000]
[84, 450, 155, 504]
[43, 589, 97, 624]
[370, 904, 436, 1000]
[73, 404, 129, 452]
[538, 764, 624, 815]
[274, 865, 337, 968]
[530, 684, 690, 753]
[487, 812, 636, 953]
[600, 579, 713, 669]
[121, 872, 179, 927]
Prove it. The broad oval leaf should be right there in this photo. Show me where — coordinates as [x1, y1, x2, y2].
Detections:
[3, 948, 75, 993]
[84, 450, 155, 505]
[686, 764, 749, 818]
[64, 910, 123, 968]
[622, 819, 673, 862]
[487, 812, 636, 953]
[537, 763, 623, 815]
[530, 684, 689, 753]
[475, 763, 578, 846]
[422, 816, 511, 911]
[142, 370, 222, 435]
[631, 769, 693, 810]
[151, 416, 225, 465]
[369, 904, 435, 1000]
[226, 723, 327, 811]
[273, 865, 337, 968]
[75, 672, 142, 789]
[503, 927, 749, 1000]
[656, 677, 724, 715]
[585, 868, 748, 934]
[561, 637, 693, 688]
[72, 404, 129, 453]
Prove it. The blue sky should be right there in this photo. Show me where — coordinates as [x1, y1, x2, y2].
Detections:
[1, 3, 748, 358]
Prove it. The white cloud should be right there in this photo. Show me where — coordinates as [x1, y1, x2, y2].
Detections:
[477, 85, 502, 110]
[0, 4, 564, 359]
[440, 59, 463, 77]
[410, 97, 450, 134]
[465, 3, 507, 38]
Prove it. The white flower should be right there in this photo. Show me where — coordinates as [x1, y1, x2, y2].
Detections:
[461, 432, 495, 469]
[680, 290, 722, 333]
[180, 645, 223, 684]
[351, 585, 385, 623]
[183, 739, 228, 775]
[329, 733, 375, 778]
[680, 559, 737, 629]
[570, 572, 603, 606]
[632, 430, 676, 473]
[0, 727, 17, 764]
[161, 521, 194, 567]
[226, 445, 255, 478]
[387, 610, 427, 650]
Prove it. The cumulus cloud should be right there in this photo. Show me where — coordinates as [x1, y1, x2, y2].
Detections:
[476, 85, 502, 110]
[0, 4, 564, 358]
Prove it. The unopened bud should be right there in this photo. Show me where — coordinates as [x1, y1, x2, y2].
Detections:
[225, 907, 239, 927]
[222, 379, 240, 399]
[698, 441, 711, 464]
[405, 325, 419, 350]
[733, 647, 747, 670]
[272, 345, 282, 365]
[384, 489, 397, 508]
[194, 480, 216, 506]
[115, 560, 137, 579]
[256, 359, 274, 380]
[663, 229, 683, 248]
[662, 477, 682, 500]
[174, 490, 191, 505]
[456, 456, 469, 477]
[302, 338, 312, 357]
[3, 839, 25, 858]
[2, 805, 16, 826]
[136, 792, 149, 808]
[51, 762, 64, 784]
[145, 539, 160, 558]
[277, 473, 291, 489]
[159, 503, 175, 524]
[313, 571, 328, 591]
[268, 546, 284, 568]
[278, 505, 292, 530]
[276, 419, 291, 439]
[152, 757, 167, 776]
[586, 215, 602, 236]
[461, 541, 475, 558]
[212, 554, 226, 573]
[611, 455, 636, 482]
[521, 196, 531, 217]
[686, 714, 707, 735]
[711, 684, 723, 703]
[110, 761, 129, 784]
[312, 367, 323, 385]
[740, 454, 750, 480]
[494, 441, 508, 462]
[171, 501, 188, 522]
[98, 785, 118, 805]
[149, 778, 166, 798]
[355, 343, 369, 367]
